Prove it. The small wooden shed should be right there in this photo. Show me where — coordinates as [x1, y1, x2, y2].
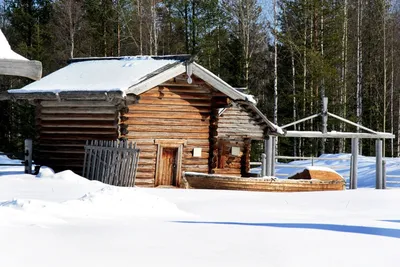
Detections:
[7, 55, 282, 187]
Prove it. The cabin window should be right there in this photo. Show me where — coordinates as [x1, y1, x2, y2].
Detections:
[193, 148, 202, 157]
[231, 147, 241, 156]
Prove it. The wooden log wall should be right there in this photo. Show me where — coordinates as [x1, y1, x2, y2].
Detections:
[213, 103, 266, 176]
[218, 103, 265, 140]
[37, 100, 120, 173]
[121, 75, 228, 187]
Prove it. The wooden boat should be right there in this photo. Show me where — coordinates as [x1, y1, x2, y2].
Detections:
[183, 172, 345, 192]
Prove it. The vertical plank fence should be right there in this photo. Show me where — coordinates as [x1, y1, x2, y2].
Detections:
[83, 140, 140, 187]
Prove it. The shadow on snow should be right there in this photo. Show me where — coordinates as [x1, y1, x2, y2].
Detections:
[172, 221, 400, 239]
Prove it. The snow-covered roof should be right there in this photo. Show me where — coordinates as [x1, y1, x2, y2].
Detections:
[7, 56, 248, 102]
[0, 30, 27, 61]
[10, 56, 178, 94]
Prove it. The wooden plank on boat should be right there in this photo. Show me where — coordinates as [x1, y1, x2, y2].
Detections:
[183, 172, 345, 192]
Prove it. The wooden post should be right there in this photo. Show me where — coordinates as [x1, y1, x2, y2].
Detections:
[350, 138, 359, 189]
[261, 153, 266, 177]
[376, 139, 383, 189]
[24, 139, 33, 174]
[271, 137, 276, 177]
[266, 137, 273, 176]
[382, 160, 386, 189]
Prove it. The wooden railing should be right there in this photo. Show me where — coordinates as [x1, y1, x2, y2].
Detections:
[83, 140, 140, 187]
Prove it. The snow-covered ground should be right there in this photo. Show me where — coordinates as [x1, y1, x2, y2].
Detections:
[1, 154, 400, 267]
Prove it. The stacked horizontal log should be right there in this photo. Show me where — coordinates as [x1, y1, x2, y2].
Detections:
[218, 102, 265, 140]
[122, 77, 218, 187]
[37, 100, 119, 173]
[212, 103, 265, 177]
[212, 139, 245, 176]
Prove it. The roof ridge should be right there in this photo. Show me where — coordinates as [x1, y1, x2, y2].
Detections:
[67, 54, 192, 64]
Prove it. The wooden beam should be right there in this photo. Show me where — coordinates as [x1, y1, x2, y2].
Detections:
[0, 59, 42, 80]
[284, 131, 395, 139]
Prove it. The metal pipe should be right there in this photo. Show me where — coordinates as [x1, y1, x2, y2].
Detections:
[376, 140, 383, 189]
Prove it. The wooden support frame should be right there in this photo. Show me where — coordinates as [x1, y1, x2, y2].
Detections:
[154, 139, 186, 187]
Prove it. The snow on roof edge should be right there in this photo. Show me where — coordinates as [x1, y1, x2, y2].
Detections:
[0, 29, 28, 61]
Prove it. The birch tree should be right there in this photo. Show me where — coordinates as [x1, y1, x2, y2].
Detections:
[53, 0, 84, 58]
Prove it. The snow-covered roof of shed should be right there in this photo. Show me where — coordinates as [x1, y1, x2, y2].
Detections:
[9, 56, 180, 94]
[7, 55, 249, 102]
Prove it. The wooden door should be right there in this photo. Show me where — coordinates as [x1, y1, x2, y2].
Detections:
[158, 147, 178, 186]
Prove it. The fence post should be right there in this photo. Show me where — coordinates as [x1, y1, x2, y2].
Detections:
[271, 137, 276, 177]
[266, 137, 273, 176]
[376, 139, 383, 189]
[261, 153, 266, 177]
[382, 160, 386, 189]
[24, 139, 32, 174]
[350, 138, 359, 189]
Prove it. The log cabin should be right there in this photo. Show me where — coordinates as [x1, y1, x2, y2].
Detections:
[7, 55, 283, 187]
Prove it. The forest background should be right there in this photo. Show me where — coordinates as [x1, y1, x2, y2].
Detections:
[1, 0, 399, 160]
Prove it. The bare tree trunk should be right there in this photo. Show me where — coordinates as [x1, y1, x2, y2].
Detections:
[103, 22, 107, 56]
[117, 1, 121, 57]
[356, 0, 363, 155]
[320, 3, 325, 154]
[184, 1, 189, 54]
[68, 5, 75, 58]
[391, 23, 394, 157]
[310, 4, 314, 136]
[383, 0, 387, 157]
[301, 0, 308, 157]
[273, 0, 278, 126]
[137, 0, 143, 55]
[273, 0, 279, 158]
[339, 0, 348, 153]
[291, 47, 297, 157]
[152, 0, 158, 55]
[191, 0, 196, 54]
[398, 95, 400, 157]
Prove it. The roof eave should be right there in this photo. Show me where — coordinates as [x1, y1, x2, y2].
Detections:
[125, 63, 186, 95]
[191, 63, 247, 101]
[236, 100, 285, 136]
[4, 90, 125, 101]
[0, 59, 42, 80]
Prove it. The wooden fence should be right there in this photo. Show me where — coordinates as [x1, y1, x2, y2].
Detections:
[82, 140, 140, 187]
